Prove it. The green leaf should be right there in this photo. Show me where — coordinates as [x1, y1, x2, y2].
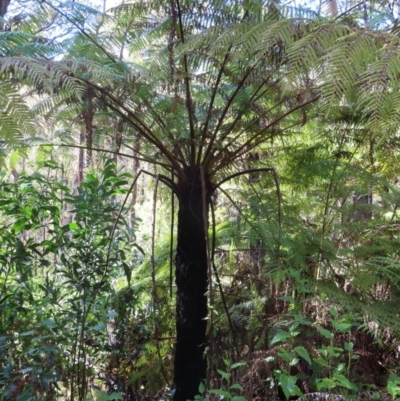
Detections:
[313, 357, 329, 367]
[85, 173, 98, 183]
[232, 397, 248, 401]
[92, 323, 106, 331]
[293, 314, 312, 325]
[329, 307, 338, 318]
[294, 346, 312, 365]
[106, 311, 118, 318]
[333, 373, 354, 389]
[388, 374, 400, 397]
[271, 331, 291, 345]
[279, 296, 295, 303]
[230, 362, 245, 370]
[98, 394, 123, 401]
[317, 378, 337, 391]
[332, 321, 352, 332]
[230, 383, 243, 391]
[68, 222, 79, 230]
[279, 374, 303, 399]
[318, 327, 334, 339]
[122, 261, 132, 286]
[19, 330, 36, 337]
[198, 381, 205, 394]
[23, 206, 32, 218]
[41, 319, 57, 328]
[217, 369, 230, 381]
[344, 342, 354, 351]
[19, 367, 33, 374]
[12, 218, 26, 233]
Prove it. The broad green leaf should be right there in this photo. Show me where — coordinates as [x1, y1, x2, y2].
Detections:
[68, 222, 79, 230]
[12, 218, 26, 233]
[332, 321, 352, 332]
[232, 397, 248, 401]
[294, 346, 312, 365]
[230, 383, 243, 391]
[388, 374, 400, 397]
[313, 357, 329, 367]
[198, 381, 205, 394]
[344, 342, 354, 351]
[318, 327, 334, 339]
[271, 331, 291, 345]
[106, 311, 118, 318]
[293, 314, 312, 325]
[333, 373, 354, 389]
[41, 319, 57, 328]
[23, 206, 32, 218]
[217, 369, 230, 381]
[279, 374, 303, 399]
[92, 323, 106, 331]
[85, 173, 98, 183]
[317, 378, 336, 391]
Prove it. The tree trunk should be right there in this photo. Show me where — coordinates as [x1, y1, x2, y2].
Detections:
[0, 0, 10, 17]
[78, 128, 85, 184]
[130, 135, 140, 226]
[173, 173, 209, 401]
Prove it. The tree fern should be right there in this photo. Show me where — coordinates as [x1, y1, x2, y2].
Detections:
[3, 1, 400, 399]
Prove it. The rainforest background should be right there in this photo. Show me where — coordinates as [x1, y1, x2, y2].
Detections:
[1, 1, 400, 400]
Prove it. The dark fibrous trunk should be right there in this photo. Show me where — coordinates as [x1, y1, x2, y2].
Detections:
[173, 172, 210, 401]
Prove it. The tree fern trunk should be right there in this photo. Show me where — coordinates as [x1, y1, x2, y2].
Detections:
[173, 173, 209, 401]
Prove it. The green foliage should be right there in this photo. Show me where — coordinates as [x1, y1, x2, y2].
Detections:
[0, 159, 139, 400]
[2, 1, 400, 399]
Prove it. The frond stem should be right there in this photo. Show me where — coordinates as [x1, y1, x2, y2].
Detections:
[202, 64, 257, 167]
[42, 0, 117, 64]
[151, 175, 171, 387]
[175, 0, 196, 166]
[57, 144, 172, 169]
[197, 48, 232, 165]
[215, 168, 282, 229]
[214, 96, 319, 173]
[210, 201, 240, 358]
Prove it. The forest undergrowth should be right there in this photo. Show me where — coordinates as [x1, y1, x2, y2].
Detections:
[1, 160, 400, 401]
